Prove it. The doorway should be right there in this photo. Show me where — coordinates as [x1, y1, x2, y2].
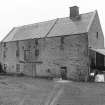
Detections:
[96, 52, 104, 70]
[60, 66, 67, 80]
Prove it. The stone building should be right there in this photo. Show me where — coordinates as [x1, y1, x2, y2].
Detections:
[0, 6, 104, 81]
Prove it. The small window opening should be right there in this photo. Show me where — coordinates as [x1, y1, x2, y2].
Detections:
[46, 69, 51, 73]
[3, 42, 8, 59]
[3, 42, 6, 47]
[16, 50, 19, 57]
[4, 64, 7, 72]
[28, 42, 31, 49]
[96, 32, 98, 39]
[16, 41, 19, 57]
[35, 49, 39, 57]
[60, 37, 64, 50]
[61, 37, 64, 44]
[35, 39, 38, 46]
[3, 50, 6, 58]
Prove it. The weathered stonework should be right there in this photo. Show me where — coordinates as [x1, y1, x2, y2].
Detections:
[0, 10, 104, 81]
[0, 33, 89, 81]
[88, 11, 104, 49]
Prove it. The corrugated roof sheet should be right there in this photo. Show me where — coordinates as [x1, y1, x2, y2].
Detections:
[2, 11, 96, 42]
[90, 48, 105, 55]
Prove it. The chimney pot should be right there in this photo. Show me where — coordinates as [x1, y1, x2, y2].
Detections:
[70, 6, 80, 20]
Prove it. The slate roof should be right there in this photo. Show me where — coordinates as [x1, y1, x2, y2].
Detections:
[2, 11, 96, 42]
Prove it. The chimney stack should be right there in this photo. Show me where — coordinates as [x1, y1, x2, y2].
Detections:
[70, 6, 80, 20]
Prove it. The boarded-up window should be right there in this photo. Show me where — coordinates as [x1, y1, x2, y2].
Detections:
[16, 64, 20, 72]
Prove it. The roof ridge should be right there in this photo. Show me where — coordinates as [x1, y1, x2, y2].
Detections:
[2, 10, 97, 42]
[14, 11, 95, 29]
[15, 18, 58, 29]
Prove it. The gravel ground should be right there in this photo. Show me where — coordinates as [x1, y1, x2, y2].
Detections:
[0, 76, 105, 105]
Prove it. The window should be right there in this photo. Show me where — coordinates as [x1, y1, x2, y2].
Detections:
[3, 42, 8, 58]
[60, 37, 64, 50]
[35, 49, 39, 57]
[16, 41, 19, 57]
[3, 50, 6, 58]
[96, 32, 98, 39]
[16, 50, 19, 57]
[35, 39, 38, 46]
[16, 64, 20, 72]
[4, 64, 7, 71]
[28, 41, 31, 49]
[3, 42, 6, 47]
[24, 50, 32, 61]
[34, 39, 39, 57]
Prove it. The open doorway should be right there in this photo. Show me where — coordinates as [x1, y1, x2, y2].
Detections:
[60, 66, 67, 80]
[89, 49, 105, 82]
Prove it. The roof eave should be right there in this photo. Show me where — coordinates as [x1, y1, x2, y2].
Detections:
[1, 27, 16, 42]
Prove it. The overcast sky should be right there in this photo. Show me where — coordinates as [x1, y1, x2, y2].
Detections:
[0, 0, 105, 41]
